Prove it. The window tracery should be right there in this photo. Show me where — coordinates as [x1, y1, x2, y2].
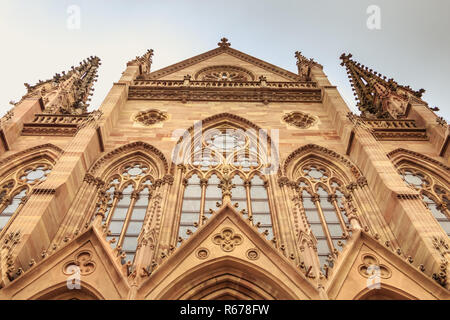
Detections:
[0, 162, 52, 231]
[177, 125, 274, 244]
[293, 163, 351, 270]
[98, 162, 154, 262]
[399, 167, 449, 236]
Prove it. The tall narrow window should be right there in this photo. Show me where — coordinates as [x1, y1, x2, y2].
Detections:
[250, 175, 273, 239]
[400, 168, 449, 236]
[101, 162, 153, 262]
[0, 189, 26, 230]
[204, 174, 221, 220]
[295, 164, 350, 270]
[231, 175, 247, 213]
[179, 174, 201, 241]
[302, 189, 329, 269]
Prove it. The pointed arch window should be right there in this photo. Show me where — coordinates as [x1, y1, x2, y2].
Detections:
[99, 162, 153, 262]
[177, 125, 275, 243]
[0, 163, 52, 231]
[295, 164, 350, 270]
[399, 168, 449, 236]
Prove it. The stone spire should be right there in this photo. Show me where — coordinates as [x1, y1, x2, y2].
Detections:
[294, 51, 322, 81]
[127, 49, 154, 74]
[21, 56, 101, 115]
[340, 53, 425, 119]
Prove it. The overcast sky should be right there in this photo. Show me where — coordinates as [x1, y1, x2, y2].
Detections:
[0, 0, 449, 121]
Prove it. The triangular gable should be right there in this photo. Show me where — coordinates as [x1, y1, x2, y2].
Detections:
[146, 45, 300, 82]
[326, 230, 450, 300]
[138, 203, 320, 300]
[0, 227, 130, 300]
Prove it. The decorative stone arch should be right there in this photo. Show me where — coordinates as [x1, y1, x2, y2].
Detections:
[174, 112, 277, 169]
[176, 112, 273, 144]
[387, 148, 449, 235]
[157, 256, 299, 300]
[88, 141, 169, 180]
[29, 281, 105, 300]
[282, 143, 362, 183]
[354, 284, 418, 300]
[0, 143, 62, 176]
[387, 148, 449, 183]
[0, 144, 62, 235]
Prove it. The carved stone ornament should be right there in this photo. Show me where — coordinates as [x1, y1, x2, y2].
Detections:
[246, 248, 260, 260]
[134, 109, 168, 126]
[212, 227, 243, 252]
[195, 247, 210, 260]
[358, 253, 391, 279]
[194, 65, 255, 82]
[63, 250, 96, 276]
[283, 111, 317, 129]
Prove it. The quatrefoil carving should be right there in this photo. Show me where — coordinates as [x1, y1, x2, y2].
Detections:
[212, 227, 243, 252]
[63, 251, 96, 276]
[358, 253, 391, 279]
[283, 111, 317, 129]
[134, 109, 168, 126]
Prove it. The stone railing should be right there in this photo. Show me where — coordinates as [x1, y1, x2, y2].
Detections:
[22, 114, 89, 136]
[31, 114, 88, 125]
[362, 119, 428, 141]
[363, 119, 418, 129]
[132, 79, 317, 89]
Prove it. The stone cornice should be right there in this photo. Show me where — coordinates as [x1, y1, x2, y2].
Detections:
[129, 80, 321, 104]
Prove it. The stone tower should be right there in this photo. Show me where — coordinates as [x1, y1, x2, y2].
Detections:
[0, 38, 448, 300]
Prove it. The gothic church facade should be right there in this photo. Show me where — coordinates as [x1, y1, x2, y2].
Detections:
[0, 38, 448, 299]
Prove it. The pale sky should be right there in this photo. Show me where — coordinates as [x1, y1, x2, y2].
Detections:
[0, 0, 449, 121]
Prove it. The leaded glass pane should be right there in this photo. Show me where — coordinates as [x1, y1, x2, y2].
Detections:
[178, 174, 201, 242]
[250, 176, 272, 239]
[0, 189, 27, 230]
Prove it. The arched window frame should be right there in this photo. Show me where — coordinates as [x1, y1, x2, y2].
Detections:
[176, 120, 277, 245]
[293, 161, 351, 269]
[0, 158, 54, 235]
[95, 160, 155, 263]
[87, 142, 169, 265]
[397, 166, 449, 236]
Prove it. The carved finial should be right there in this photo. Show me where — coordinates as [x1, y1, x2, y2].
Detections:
[294, 51, 322, 81]
[218, 37, 231, 48]
[127, 49, 154, 74]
